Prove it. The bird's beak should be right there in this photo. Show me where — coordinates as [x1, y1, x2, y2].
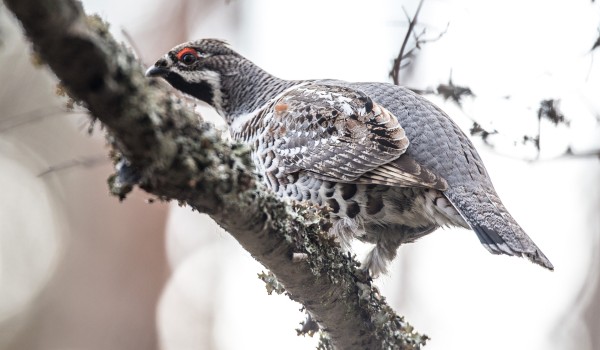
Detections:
[145, 66, 170, 78]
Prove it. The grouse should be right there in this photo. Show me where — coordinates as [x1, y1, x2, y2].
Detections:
[146, 39, 553, 275]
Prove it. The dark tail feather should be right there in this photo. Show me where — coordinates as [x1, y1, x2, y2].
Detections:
[472, 223, 554, 270]
[447, 186, 554, 271]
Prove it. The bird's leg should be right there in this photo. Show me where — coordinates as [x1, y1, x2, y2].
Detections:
[363, 238, 401, 278]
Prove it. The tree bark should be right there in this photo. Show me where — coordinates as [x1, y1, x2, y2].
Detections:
[2, 0, 427, 348]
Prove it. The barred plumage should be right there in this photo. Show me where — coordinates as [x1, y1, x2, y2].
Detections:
[146, 38, 553, 275]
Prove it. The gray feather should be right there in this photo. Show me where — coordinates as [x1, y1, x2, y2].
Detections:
[446, 186, 553, 270]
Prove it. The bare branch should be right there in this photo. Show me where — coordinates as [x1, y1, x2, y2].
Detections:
[390, 0, 425, 85]
[592, 30, 600, 52]
[412, 23, 449, 49]
[436, 74, 474, 106]
[2, 0, 427, 348]
[470, 98, 598, 162]
[0, 106, 85, 133]
[37, 154, 108, 177]
[537, 99, 568, 126]
[469, 122, 499, 144]
[121, 28, 146, 66]
[415, 76, 595, 162]
[390, 1, 448, 86]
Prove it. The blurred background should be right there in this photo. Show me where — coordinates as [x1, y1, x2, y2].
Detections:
[1, 0, 599, 349]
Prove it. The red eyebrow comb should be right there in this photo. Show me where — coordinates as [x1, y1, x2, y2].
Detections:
[176, 47, 197, 61]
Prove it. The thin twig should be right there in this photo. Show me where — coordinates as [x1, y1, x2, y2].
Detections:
[121, 28, 146, 66]
[412, 22, 449, 48]
[390, 0, 425, 85]
[591, 27, 600, 52]
[37, 154, 108, 177]
[0, 107, 85, 133]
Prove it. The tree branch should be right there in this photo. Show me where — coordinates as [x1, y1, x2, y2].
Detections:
[389, 0, 448, 85]
[2, 0, 427, 348]
[412, 76, 600, 161]
[390, 0, 424, 85]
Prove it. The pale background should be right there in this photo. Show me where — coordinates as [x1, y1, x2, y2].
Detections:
[1, 1, 599, 349]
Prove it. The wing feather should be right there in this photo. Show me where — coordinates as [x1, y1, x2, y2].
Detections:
[358, 156, 448, 190]
[246, 82, 447, 190]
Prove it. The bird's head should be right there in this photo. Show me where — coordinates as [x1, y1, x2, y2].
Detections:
[145, 39, 242, 114]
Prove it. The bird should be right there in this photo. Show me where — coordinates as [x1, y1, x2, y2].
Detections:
[145, 38, 553, 276]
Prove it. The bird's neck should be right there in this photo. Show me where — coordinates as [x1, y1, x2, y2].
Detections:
[220, 60, 300, 124]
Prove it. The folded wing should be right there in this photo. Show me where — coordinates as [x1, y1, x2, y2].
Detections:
[259, 83, 447, 190]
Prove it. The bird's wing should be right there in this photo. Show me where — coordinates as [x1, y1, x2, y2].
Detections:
[258, 83, 447, 190]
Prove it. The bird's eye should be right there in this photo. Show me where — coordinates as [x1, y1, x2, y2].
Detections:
[181, 53, 197, 65]
[176, 47, 199, 65]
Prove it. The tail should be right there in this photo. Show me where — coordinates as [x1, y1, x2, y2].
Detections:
[446, 186, 554, 270]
